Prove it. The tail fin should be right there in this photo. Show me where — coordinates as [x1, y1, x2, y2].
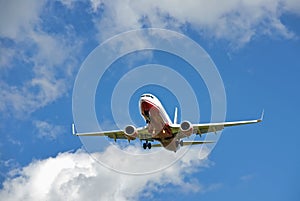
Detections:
[173, 107, 178, 124]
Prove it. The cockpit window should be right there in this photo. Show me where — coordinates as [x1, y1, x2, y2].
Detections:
[141, 94, 154, 99]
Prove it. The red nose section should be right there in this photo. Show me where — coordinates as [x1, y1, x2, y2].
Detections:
[140, 101, 154, 112]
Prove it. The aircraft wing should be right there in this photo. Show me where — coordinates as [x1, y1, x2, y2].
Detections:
[171, 111, 263, 137]
[72, 124, 152, 141]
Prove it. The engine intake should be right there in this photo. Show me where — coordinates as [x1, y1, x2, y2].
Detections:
[180, 121, 193, 136]
[124, 125, 138, 139]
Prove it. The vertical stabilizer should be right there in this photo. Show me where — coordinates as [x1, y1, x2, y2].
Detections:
[173, 107, 178, 124]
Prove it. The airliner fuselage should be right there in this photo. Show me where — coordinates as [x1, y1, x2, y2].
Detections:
[140, 94, 177, 151]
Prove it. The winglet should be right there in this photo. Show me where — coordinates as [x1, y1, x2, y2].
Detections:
[173, 107, 178, 124]
[259, 110, 264, 122]
[72, 123, 77, 135]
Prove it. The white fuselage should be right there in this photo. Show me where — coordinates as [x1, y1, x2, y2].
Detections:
[139, 93, 178, 151]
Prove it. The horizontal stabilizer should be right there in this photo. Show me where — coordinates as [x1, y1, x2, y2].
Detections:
[151, 141, 215, 148]
[182, 141, 215, 146]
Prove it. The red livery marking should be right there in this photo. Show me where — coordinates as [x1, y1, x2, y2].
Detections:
[140, 99, 173, 139]
[140, 101, 154, 114]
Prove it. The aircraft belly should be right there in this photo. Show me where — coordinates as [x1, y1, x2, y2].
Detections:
[141, 100, 173, 138]
[160, 139, 177, 152]
[140, 99, 175, 151]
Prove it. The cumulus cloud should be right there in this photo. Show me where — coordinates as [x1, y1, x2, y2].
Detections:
[1, 0, 299, 115]
[0, 147, 215, 201]
[1, 2, 299, 199]
[91, 0, 300, 46]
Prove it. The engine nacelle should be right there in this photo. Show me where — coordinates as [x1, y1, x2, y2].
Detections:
[124, 125, 138, 139]
[180, 121, 193, 136]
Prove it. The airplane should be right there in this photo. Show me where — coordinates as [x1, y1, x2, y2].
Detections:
[72, 93, 263, 152]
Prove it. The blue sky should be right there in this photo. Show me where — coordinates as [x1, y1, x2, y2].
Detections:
[0, 1, 300, 200]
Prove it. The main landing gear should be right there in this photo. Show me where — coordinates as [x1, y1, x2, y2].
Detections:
[175, 140, 184, 147]
[143, 141, 152, 149]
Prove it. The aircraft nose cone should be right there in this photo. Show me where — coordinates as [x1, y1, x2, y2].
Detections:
[140, 101, 153, 111]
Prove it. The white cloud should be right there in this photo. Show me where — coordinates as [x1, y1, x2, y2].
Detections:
[0, 1, 81, 116]
[0, 72, 68, 117]
[1, 0, 298, 115]
[0, 46, 15, 69]
[284, 0, 300, 13]
[91, 0, 300, 46]
[0, 159, 19, 172]
[0, 0, 44, 39]
[58, 0, 75, 9]
[90, 0, 102, 12]
[0, 147, 216, 201]
[240, 173, 256, 182]
[33, 120, 64, 140]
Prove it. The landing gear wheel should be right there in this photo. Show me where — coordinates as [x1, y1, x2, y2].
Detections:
[143, 143, 147, 149]
[142, 142, 152, 149]
[180, 140, 183, 147]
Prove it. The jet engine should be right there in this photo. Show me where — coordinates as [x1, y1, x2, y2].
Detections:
[124, 125, 138, 139]
[180, 121, 193, 136]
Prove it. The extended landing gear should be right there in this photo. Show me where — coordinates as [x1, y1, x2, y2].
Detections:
[143, 141, 152, 149]
[175, 140, 184, 147]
